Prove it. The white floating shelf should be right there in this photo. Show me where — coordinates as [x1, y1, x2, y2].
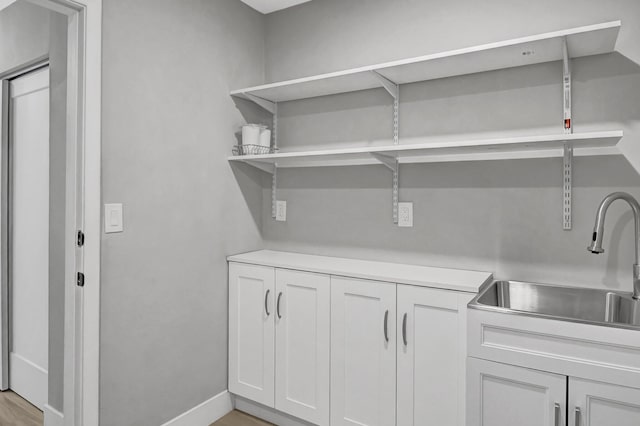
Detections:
[231, 21, 620, 103]
[228, 131, 623, 169]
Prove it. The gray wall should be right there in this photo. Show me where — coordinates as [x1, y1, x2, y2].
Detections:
[0, 1, 49, 75]
[99, 0, 264, 425]
[262, 0, 640, 291]
[0, 1, 67, 413]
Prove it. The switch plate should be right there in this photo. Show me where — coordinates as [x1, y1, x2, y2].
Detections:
[104, 203, 124, 233]
[398, 202, 413, 227]
[276, 200, 287, 222]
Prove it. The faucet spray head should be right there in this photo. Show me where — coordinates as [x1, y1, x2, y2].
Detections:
[587, 232, 605, 254]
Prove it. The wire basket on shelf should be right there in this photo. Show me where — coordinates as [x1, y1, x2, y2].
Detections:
[232, 144, 278, 156]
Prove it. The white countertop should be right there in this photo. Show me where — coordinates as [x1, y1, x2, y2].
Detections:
[227, 250, 493, 293]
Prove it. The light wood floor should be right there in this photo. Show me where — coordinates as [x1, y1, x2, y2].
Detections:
[0, 390, 43, 426]
[212, 410, 274, 426]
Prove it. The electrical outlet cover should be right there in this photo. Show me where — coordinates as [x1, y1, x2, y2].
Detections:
[276, 200, 287, 222]
[398, 202, 413, 227]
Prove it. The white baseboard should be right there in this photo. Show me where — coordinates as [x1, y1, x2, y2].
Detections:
[234, 396, 314, 426]
[43, 404, 64, 426]
[161, 390, 234, 426]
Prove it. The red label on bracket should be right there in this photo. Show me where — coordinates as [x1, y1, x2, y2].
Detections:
[564, 119, 571, 129]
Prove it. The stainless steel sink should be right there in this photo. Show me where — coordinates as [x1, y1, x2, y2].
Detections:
[469, 280, 640, 330]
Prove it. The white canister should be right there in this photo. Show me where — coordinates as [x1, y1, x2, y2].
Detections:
[259, 127, 272, 148]
[241, 124, 262, 146]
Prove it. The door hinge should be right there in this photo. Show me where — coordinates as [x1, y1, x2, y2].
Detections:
[77, 230, 85, 247]
[77, 272, 85, 287]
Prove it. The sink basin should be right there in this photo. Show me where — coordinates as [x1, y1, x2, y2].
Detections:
[469, 280, 640, 330]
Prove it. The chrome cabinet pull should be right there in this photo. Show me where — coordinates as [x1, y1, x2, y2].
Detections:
[264, 289, 270, 316]
[554, 403, 561, 426]
[402, 313, 408, 346]
[575, 407, 581, 426]
[383, 310, 389, 342]
[276, 292, 283, 319]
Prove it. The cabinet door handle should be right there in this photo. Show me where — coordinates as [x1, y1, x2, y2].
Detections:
[575, 407, 581, 426]
[276, 292, 283, 319]
[402, 313, 408, 346]
[264, 289, 270, 316]
[554, 403, 561, 426]
[383, 310, 389, 343]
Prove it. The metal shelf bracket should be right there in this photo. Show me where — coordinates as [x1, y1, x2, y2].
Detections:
[371, 70, 400, 146]
[245, 160, 275, 175]
[271, 164, 278, 218]
[243, 92, 276, 115]
[563, 37, 572, 135]
[562, 37, 573, 231]
[563, 143, 573, 230]
[239, 96, 279, 219]
[371, 70, 399, 100]
[371, 71, 401, 223]
[371, 153, 400, 223]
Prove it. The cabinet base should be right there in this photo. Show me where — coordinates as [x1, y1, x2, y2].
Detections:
[233, 396, 317, 426]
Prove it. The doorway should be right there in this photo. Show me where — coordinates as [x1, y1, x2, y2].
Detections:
[7, 66, 50, 412]
[0, 0, 102, 424]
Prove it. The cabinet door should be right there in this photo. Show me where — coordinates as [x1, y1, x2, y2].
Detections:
[397, 285, 470, 426]
[467, 358, 566, 426]
[275, 269, 330, 425]
[570, 378, 640, 426]
[228, 263, 275, 407]
[331, 277, 396, 426]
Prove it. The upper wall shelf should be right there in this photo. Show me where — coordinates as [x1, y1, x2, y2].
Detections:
[230, 21, 620, 103]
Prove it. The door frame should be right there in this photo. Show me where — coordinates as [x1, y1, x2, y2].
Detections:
[0, 1, 102, 425]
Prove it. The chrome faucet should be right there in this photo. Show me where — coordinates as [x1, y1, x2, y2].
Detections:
[588, 192, 640, 300]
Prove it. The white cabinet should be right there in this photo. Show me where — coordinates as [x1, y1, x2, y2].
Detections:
[569, 378, 640, 426]
[330, 277, 396, 426]
[275, 269, 331, 426]
[397, 285, 471, 426]
[467, 358, 567, 426]
[228, 263, 275, 407]
[229, 264, 331, 425]
[468, 358, 640, 426]
[228, 254, 488, 426]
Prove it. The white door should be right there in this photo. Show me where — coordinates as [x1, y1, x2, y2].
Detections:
[275, 269, 330, 426]
[569, 377, 640, 426]
[331, 277, 396, 426]
[228, 262, 275, 407]
[467, 358, 566, 426]
[8, 67, 50, 410]
[396, 285, 470, 426]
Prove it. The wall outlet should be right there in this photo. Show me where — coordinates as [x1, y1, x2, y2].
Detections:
[398, 202, 413, 227]
[276, 200, 287, 222]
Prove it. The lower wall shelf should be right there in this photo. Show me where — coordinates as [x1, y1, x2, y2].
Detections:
[228, 130, 622, 169]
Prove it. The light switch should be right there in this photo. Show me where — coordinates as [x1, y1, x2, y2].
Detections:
[104, 203, 123, 233]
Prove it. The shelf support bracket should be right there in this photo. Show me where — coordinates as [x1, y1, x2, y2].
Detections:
[245, 160, 275, 175]
[563, 143, 573, 230]
[273, 102, 278, 149]
[371, 71, 399, 100]
[272, 164, 278, 219]
[371, 71, 400, 146]
[371, 153, 400, 224]
[243, 92, 277, 115]
[562, 37, 573, 231]
[563, 37, 572, 134]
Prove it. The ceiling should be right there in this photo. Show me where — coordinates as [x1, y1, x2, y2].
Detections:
[0, 0, 17, 12]
[240, 0, 312, 14]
